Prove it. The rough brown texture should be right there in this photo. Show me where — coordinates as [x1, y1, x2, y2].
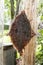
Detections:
[8, 11, 35, 56]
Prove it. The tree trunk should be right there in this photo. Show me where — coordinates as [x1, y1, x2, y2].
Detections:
[16, 0, 21, 15]
[19, 0, 37, 65]
[10, 0, 14, 19]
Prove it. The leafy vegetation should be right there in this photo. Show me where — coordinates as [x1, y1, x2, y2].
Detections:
[36, 0, 43, 65]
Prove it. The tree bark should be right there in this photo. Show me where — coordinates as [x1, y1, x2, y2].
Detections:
[19, 0, 37, 65]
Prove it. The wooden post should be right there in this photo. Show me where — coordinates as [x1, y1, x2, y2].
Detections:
[19, 0, 37, 65]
